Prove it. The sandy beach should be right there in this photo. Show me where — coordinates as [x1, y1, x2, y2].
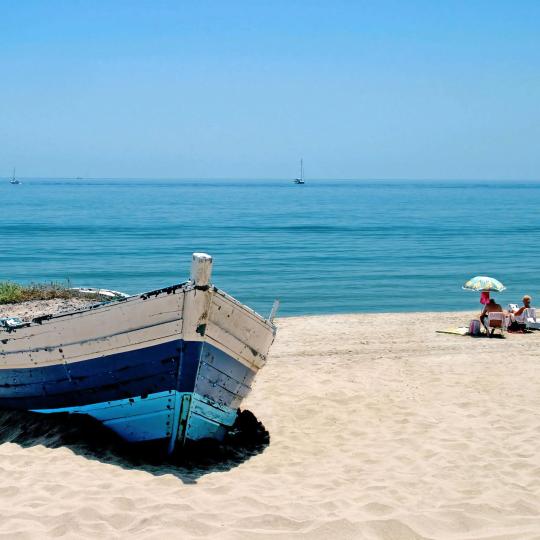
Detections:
[1, 307, 540, 539]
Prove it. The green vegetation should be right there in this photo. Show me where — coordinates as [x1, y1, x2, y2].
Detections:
[0, 282, 101, 304]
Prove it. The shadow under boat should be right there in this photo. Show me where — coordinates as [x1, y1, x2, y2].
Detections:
[0, 407, 269, 483]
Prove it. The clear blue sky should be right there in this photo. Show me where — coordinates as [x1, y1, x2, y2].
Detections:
[1, 1, 539, 179]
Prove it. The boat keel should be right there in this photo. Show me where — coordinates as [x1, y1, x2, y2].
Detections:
[31, 389, 238, 454]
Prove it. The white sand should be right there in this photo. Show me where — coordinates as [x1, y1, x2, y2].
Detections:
[1, 309, 540, 539]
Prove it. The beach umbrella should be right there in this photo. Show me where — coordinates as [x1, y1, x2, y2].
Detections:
[463, 276, 506, 304]
[462, 276, 506, 292]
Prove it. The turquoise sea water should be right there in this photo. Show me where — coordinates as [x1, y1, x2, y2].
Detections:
[1, 179, 539, 316]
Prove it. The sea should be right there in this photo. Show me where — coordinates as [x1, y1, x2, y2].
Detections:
[1, 178, 539, 316]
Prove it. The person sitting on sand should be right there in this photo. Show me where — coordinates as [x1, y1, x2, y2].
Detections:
[480, 298, 503, 333]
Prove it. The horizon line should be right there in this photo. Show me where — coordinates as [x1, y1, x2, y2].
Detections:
[2, 176, 540, 182]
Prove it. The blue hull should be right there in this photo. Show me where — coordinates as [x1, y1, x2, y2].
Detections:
[0, 340, 256, 452]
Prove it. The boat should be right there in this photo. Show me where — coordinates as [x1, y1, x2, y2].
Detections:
[70, 287, 130, 299]
[9, 168, 20, 184]
[0, 253, 278, 454]
[293, 159, 305, 184]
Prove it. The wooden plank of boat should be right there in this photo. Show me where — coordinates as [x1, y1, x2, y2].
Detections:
[0, 253, 277, 454]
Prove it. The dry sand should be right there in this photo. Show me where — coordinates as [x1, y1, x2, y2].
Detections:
[1, 306, 540, 539]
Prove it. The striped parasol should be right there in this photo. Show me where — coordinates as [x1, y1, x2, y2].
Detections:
[462, 276, 506, 293]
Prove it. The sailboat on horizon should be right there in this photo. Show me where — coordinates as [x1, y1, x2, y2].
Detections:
[293, 159, 305, 184]
[9, 168, 21, 185]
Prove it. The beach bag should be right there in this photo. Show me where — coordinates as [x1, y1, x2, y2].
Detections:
[468, 319, 481, 336]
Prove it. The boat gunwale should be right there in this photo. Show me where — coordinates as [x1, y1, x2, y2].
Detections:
[1, 281, 276, 334]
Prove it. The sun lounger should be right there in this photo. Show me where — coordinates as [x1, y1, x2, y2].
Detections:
[508, 305, 540, 330]
[519, 308, 540, 330]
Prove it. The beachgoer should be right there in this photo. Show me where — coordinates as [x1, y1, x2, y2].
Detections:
[480, 298, 503, 334]
[511, 295, 532, 317]
[507, 295, 532, 332]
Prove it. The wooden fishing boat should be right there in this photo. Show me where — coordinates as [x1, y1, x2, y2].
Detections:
[0, 254, 277, 453]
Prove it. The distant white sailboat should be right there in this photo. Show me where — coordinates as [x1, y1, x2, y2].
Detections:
[293, 159, 305, 184]
[9, 168, 21, 185]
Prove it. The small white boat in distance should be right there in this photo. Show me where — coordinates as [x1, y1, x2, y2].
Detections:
[293, 159, 305, 184]
[9, 168, 21, 184]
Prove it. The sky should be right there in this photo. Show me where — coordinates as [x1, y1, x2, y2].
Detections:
[0, 0, 539, 180]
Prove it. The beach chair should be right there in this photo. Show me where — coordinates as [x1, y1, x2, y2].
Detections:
[509, 306, 539, 329]
[522, 308, 540, 330]
[487, 312, 507, 336]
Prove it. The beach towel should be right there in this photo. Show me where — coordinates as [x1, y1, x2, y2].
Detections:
[436, 327, 469, 336]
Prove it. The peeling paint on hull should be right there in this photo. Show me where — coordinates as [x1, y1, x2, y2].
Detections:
[31, 390, 238, 446]
[0, 276, 275, 453]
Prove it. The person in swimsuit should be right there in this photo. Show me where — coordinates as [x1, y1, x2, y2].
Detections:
[507, 295, 533, 331]
[480, 298, 503, 334]
[512, 295, 532, 318]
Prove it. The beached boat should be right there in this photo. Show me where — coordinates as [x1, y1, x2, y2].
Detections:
[70, 287, 130, 299]
[0, 254, 277, 453]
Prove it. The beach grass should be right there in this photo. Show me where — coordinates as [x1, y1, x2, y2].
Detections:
[0, 281, 99, 304]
